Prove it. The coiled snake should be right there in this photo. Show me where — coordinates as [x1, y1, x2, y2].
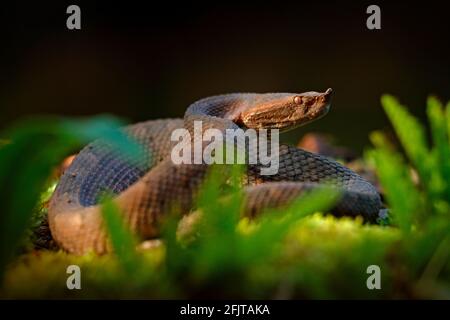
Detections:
[49, 89, 381, 254]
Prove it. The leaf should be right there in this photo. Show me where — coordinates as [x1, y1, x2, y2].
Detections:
[101, 196, 140, 275]
[381, 95, 431, 187]
[446, 101, 450, 145]
[367, 131, 421, 231]
[62, 116, 146, 164]
[427, 97, 450, 204]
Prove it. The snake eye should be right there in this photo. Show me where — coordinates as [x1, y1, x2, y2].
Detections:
[293, 96, 302, 104]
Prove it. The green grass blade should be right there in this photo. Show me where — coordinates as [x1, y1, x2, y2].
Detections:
[381, 95, 431, 186]
[427, 97, 450, 204]
[101, 196, 140, 275]
[368, 131, 421, 231]
[446, 101, 450, 145]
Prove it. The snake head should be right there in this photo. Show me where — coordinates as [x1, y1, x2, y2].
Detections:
[236, 88, 333, 131]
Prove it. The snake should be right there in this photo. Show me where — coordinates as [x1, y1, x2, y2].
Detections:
[48, 89, 381, 254]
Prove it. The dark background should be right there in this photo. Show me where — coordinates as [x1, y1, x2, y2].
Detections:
[1, 1, 449, 150]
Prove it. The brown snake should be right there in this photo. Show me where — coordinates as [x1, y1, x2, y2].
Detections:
[49, 89, 381, 254]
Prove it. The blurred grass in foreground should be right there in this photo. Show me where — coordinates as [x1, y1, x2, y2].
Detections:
[0, 94, 450, 299]
[0, 115, 144, 277]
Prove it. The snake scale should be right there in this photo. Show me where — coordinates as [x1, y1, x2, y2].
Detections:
[49, 89, 381, 254]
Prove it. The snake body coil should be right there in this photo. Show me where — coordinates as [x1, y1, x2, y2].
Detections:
[49, 90, 381, 254]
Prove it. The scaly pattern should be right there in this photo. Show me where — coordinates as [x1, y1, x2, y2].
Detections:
[49, 91, 381, 254]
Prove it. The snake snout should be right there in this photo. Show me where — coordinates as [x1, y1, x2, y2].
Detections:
[323, 88, 333, 103]
[318, 88, 333, 114]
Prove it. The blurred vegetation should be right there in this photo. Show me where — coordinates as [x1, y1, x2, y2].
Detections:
[0, 116, 143, 275]
[0, 95, 449, 299]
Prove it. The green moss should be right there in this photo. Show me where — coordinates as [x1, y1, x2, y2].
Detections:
[0, 214, 404, 299]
